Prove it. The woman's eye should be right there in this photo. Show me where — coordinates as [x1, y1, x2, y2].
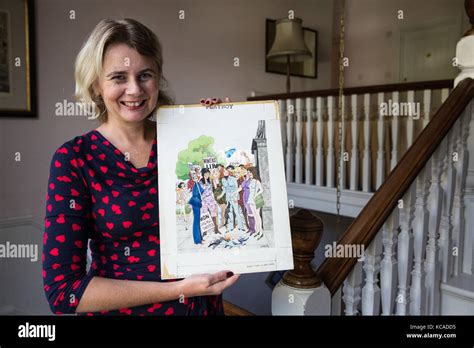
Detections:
[111, 75, 125, 81]
[140, 73, 153, 80]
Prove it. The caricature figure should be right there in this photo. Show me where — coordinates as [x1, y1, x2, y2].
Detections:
[176, 182, 189, 228]
[247, 167, 264, 239]
[220, 165, 244, 232]
[199, 168, 220, 235]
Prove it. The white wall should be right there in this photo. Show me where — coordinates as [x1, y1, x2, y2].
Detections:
[342, 0, 465, 87]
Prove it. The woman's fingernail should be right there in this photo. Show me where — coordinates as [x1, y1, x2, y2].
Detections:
[226, 272, 234, 278]
[211, 98, 220, 104]
[200, 98, 206, 105]
[205, 98, 212, 105]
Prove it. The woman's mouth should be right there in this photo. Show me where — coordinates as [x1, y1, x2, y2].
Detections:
[120, 100, 147, 110]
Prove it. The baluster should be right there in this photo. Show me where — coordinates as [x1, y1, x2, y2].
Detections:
[396, 182, 416, 315]
[441, 88, 449, 103]
[305, 98, 315, 185]
[362, 93, 371, 192]
[381, 211, 399, 315]
[424, 139, 446, 315]
[450, 115, 466, 277]
[278, 99, 287, 156]
[315, 97, 324, 186]
[362, 233, 383, 315]
[376, 92, 385, 189]
[409, 164, 430, 315]
[391, 91, 400, 170]
[295, 98, 304, 184]
[327, 96, 335, 188]
[350, 95, 359, 191]
[422, 89, 432, 129]
[458, 105, 472, 274]
[331, 286, 343, 315]
[342, 261, 363, 315]
[339, 96, 347, 189]
[439, 127, 456, 284]
[286, 99, 295, 183]
[406, 91, 415, 148]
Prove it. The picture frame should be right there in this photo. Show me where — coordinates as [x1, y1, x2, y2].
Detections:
[156, 101, 293, 279]
[265, 18, 318, 79]
[0, 0, 37, 117]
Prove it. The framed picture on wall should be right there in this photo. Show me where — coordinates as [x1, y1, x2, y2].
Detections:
[265, 18, 318, 79]
[0, 0, 36, 117]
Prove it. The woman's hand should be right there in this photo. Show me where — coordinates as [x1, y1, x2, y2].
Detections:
[178, 270, 240, 297]
[200, 97, 232, 106]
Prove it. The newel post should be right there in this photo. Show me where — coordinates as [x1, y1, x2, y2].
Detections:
[271, 209, 331, 315]
[455, 0, 474, 86]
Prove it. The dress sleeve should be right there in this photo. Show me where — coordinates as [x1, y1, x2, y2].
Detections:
[43, 142, 95, 314]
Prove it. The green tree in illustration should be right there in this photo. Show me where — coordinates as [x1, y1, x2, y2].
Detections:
[175, 135, 224, 180]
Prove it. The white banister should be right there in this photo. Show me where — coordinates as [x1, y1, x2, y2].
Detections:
[425, 139, 446, 315]
[295, 99, 304, 184]
[286, 99, 295, 183]
[362, 93, 371, 192]
[423, 89, 432, 129]
[340, 96, 347, 190]
[305, 97, 315, 185]
[315, 97, 324, 186]
[327, 96, 335, 188]
[396, 182, 415, 315]
[278, 99, 287, 156]
[362, 233, 382, 315]
[439, 126, 457, 284]
[409, 165, 430, 315]
[406, 90, 415, 147]
[342, 261, 363, 315]
[381, 211, 398, 315]
[390, 91, 400, 170]
[350, 94, 359, 191]
[441, 88, 450, 103]
[376, 92, 385, 189]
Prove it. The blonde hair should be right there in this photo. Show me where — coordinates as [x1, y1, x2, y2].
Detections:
[74, 18, 174, 123]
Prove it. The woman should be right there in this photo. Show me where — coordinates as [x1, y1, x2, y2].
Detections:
[176, 182, 189, 228]
[189, 176, 204, 245]
[241, 172, 255, 235]
[211, 166, 227, 230]
[247, 168, 264, 239]
[43, 18, 238, 316]
[198, 168, 220, 235]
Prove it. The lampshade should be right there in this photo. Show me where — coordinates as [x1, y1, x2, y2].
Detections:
[267, 18, 312, 63]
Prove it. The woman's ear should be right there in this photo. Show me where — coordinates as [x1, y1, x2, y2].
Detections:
[92, 81, 102, 100]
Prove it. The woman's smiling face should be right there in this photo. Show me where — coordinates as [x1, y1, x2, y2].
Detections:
[95, 43, 159, 124]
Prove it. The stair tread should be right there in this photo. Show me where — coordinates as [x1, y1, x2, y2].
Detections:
[442, 273, 474, 296]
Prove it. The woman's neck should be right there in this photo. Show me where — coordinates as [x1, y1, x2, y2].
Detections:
[96, 118, 155, 145]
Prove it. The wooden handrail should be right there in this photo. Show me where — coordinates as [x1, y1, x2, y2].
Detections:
[316, 78, 474, 295]
[247, 79, 453, 101]
[223, 300, 254, 316]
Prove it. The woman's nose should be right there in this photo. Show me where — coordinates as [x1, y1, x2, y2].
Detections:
[126, 78, 143, 95]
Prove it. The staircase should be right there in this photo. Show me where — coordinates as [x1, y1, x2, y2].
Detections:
[247, 0, 474, 316]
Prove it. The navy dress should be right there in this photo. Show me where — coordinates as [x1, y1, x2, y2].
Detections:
[43, 129, 223, 315]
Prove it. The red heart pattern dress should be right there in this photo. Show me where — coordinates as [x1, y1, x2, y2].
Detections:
[43, 130, 223, 315]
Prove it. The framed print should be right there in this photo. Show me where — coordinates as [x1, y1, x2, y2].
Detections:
[265, 18, 318, 79]
[0, 0, 36, 117]
[157, 101, 293, 279]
